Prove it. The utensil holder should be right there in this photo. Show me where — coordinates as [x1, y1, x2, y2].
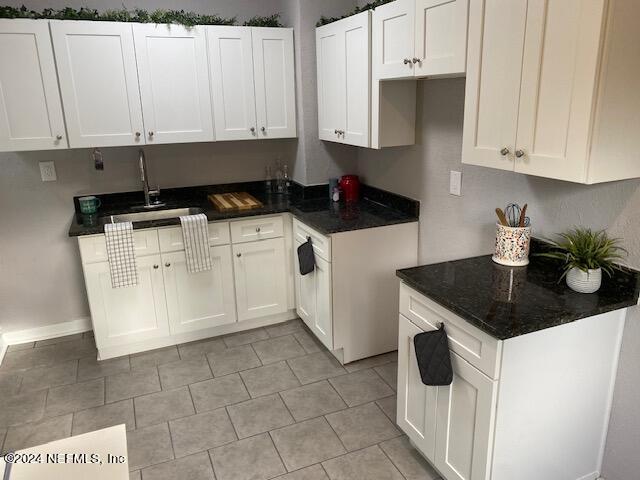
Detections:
[492, 223, 531, 267]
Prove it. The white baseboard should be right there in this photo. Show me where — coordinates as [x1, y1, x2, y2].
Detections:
[1, 317, 92, 347]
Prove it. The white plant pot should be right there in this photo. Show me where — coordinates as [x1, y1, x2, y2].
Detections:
[566, 267, 602, 294]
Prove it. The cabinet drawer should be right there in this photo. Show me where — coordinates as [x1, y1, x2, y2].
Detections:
[293, 218, 331, 262]
[78, 230, 160, 264]
[158, 222, 230, 252]
[400, 283, 502, 379]
[230, 215, 284, 244]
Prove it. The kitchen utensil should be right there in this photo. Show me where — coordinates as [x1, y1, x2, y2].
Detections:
[79, 196, 101, 214]
[505, 203, 530, 227]
[339, 175, 360, 203]
[208, 192, 263, 212]
[518, 203, 528, 227]
[495, 208, 509, 227]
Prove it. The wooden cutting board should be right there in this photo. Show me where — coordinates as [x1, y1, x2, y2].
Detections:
[208, 192, 264, 212]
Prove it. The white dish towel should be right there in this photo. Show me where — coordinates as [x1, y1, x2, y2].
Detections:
[180, 213, 212, 273]
[104, 221, 138, 288]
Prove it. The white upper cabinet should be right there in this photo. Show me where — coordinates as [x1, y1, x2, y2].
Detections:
[252, 28, 297, 139]
[50, 21, 145, 148]
[372, 0, 468, 80]
[316, 11, 370, 147]
[0, 19, 67, 152]
[463, 0, 640, 184]
[207, 26, 257, 141]
[208, 26, 297, 141]
[133, 24, 214, 144]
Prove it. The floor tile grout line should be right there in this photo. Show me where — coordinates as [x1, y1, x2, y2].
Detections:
[377, 441, 411, 480]
[267, 429, 290, 473]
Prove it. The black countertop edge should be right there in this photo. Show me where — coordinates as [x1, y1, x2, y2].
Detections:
[397, 238, 640, 341]
[68, 181, 419, 237]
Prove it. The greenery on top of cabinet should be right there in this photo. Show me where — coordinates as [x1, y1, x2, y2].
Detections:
[0, 6, 284, 27]
[317, 0, 394, 27]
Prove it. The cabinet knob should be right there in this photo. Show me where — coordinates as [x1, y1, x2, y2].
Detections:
[403, 58, 412, 65]
[500, 147, 510, 156]
[334, 129, 339, 135]
[56, 134, 63, 140]
[250, 127, 256, 133]
[515, 149, 526, 158]
[412, 58, 420, 64]
[153, 264, 159, 269]
[256, 227, 261, 233]
[148, 131, 154, 138]
[135, 132, 141, 138]
[236, 253, 242, 258]
[164, 262, 171, 267]
[261, 127, 266, 133]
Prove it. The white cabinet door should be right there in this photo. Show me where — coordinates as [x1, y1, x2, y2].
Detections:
[50, 21, 145, 148]
[162, 246, 236, 334]
[233, 238, 288, 321]
[294, 237, 333, 350]
[0, 19, 67, 152]
[316, 21, 344, 143]
[414, 0, 468, 77]
[461, 0, 527, 171]
[434, 351, 497, 480]
[84, 255, 169, 349]
[342, 12, 371, 147]
[207, 26, 257, 141]
[133, 24, 213, 144]
[397, 314, 437, 462]
[514, 0, 606, 182]
[252, 27, 297, 139]
[373, 0, 415, 79]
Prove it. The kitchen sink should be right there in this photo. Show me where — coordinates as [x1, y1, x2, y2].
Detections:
[102, 207, 204, 224]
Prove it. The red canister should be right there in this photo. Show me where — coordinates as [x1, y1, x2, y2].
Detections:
[339, 175, 360, 203]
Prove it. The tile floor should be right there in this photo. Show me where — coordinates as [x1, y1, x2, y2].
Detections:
[0, 320, 441, 480]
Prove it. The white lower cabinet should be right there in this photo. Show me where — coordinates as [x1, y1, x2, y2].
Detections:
[233, 237, 288, 321]
[80, 214, 295, 359]
[294, 237, 333, 350]
[162, 245, 236, 334]
[398, 282, 628, 480]
[83, 254, 170, 348]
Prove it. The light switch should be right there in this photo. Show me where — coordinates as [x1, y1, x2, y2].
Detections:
[39, 161, 57, 182]
[449, 170, 462, 196]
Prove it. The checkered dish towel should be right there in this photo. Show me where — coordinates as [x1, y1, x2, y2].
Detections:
[104, 221, 138, 288]
[180, 213, 212, 273]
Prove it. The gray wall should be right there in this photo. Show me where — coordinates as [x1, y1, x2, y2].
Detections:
[357, 78, 640, 480]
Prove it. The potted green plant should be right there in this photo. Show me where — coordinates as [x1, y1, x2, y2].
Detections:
[538, 228, 626, 293]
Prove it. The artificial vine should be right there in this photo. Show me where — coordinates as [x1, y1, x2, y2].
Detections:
[317, 0, 394, 27]
[0, 5, 283, 27]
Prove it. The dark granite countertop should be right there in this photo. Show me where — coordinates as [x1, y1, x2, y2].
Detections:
[397, 240, 640, 340]
[68, 181, 419, 237]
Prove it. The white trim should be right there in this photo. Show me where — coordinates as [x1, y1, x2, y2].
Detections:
[1, 317, 92, 347]
[0, 334, 7, 365]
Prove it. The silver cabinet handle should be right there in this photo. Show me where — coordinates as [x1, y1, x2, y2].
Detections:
[256, 227, 261, 233]
[153, 265, 159, 269]
[56, 134, 63, 140]
[148, 131, 154, 138]
[261, 127, 266, 133]
[412, 58, 420, 64]
[403, 58, 412, 65]
[165, 262, 171, 267]
[515, 149, 526, 158]
[135, 132, 141, 138]
[500, 147, 510, 156]
[250, 127, 255, 133]
[236, 253, 242, 258]
[334, 129, 339, 134]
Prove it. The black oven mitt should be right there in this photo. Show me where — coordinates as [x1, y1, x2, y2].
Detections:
[297, 237, 316, 275]
[413, 324, 453, 386]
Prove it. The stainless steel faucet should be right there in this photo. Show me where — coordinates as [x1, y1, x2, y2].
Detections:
[138, 149, 165, 209]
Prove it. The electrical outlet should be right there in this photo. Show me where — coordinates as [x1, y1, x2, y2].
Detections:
[39, 161, 57, 182]
[449, 170, 462, 196]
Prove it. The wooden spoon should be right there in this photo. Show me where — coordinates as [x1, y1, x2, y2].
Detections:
[495, 208, 509, 226]
[518, 204, 528, 227]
